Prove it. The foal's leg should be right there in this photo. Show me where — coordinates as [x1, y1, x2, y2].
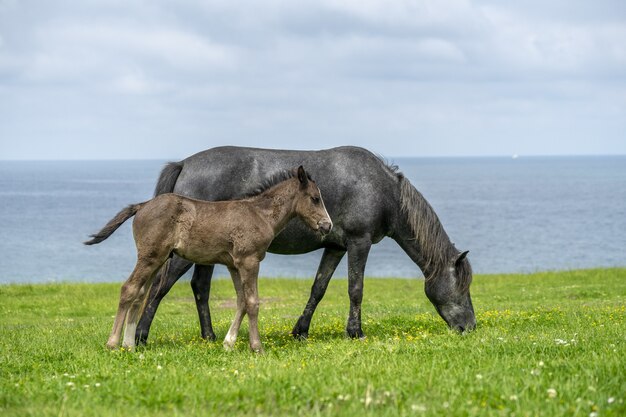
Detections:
[190, 264, 216, 341]
[239, 260, 262, 353]
[292, 247, 346, 339]
[123, 274, 158, 349]
[223, 267, 246, 351]
[346, 238, 372, 339]
[135, 255, 193, 345]
[107, 258, 163, 349]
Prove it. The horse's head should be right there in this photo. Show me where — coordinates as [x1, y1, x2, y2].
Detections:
[294, 166, 333, 235]
[424, 251, 476, 333]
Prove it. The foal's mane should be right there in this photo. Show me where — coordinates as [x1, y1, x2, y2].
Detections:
[379, 157, 472, 291]
[242, 168, 313, 199]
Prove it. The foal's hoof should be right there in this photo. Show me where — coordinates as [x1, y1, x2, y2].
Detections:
[250, 345, 264, 354]
[105, 341, 118, 350]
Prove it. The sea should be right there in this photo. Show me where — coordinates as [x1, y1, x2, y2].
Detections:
[1, 156, 625, 284]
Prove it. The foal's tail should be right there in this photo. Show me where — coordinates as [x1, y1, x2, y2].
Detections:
[84, 202, 146, 245]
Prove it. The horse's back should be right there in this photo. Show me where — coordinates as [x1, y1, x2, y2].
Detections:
[175, 146, 397, 200]
[169, 146, 402, 251]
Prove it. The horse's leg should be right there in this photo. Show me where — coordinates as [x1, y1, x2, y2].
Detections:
[223, 267, 246, 351]
[190, 264, 216, 341]
[107, 257, 162, 349]
[346, 238, 372, 339]
[135, 255, 193, 345]
[292, 247, 346, 339]
[239, 261, 262, 353]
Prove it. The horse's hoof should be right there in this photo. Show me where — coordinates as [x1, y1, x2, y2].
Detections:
[346, 327, 365, 339]
[135, 329, 149, 346]
[291, 330, 308, 341]
[203, 333, 217, 342]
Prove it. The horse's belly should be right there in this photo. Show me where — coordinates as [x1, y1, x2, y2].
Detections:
[268, 222, 344, 254]
[174, 245, 233, 268]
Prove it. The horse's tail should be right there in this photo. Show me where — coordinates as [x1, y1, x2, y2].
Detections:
[154, 161, 183, 196]
[84, 202, 146, 245]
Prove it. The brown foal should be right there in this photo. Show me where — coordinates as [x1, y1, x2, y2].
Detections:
[85, 166, 332, 352]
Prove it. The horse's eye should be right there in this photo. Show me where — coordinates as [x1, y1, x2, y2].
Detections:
[311, 196, 320, 204]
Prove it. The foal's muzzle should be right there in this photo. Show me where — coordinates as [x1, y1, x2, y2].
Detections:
[318, 220, 332, 235]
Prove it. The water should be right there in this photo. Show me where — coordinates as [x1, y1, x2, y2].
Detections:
[0, 156, 625, 284]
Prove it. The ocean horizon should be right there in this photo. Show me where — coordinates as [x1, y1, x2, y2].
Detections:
[1, 155, 625, 284]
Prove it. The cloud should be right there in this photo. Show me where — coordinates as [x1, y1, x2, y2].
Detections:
[0, 0, 625, 159]
[479, 5, 626, 76]
[20, 22, 237, 86]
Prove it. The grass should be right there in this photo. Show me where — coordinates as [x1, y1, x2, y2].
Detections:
[1, 269, 625, 416]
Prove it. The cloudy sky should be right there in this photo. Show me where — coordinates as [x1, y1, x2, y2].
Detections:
[1, 0, 625, 159]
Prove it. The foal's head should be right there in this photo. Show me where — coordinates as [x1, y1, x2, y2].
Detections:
[293, 166, 333, 235]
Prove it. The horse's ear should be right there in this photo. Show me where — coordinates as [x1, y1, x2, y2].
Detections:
[455, 250, 469, 267]
[297, 165, 309, 187]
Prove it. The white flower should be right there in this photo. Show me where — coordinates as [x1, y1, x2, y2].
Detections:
[95, 383, 101, 387]
[538, 361, 545, 367]
[590, 412, 598, 417]
[157, 365, 163, 371]
[66, 382, 75, 387]
[547, 388, 557, 398]
[475, 374, 483, 380]
[608, 397, 615, 404]
[509, 395, 518, 401]
[411, 404, 427, 412]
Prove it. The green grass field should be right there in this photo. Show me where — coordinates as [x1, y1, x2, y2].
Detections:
[1, 269, 625, 416]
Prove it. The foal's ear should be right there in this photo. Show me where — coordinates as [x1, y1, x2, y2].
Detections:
[455, 250, 469, 267]
[297, 165, 309, 187]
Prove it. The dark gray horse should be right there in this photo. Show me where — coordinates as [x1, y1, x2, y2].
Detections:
[136, 146, 475, 343]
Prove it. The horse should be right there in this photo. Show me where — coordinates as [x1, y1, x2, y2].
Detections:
[85, 166, 332, 352]
[136, 146, 476, 344]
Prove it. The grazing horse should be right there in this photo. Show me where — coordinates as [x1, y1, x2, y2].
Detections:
[137, 146, 476, 344]
[85, 166, 332, 352]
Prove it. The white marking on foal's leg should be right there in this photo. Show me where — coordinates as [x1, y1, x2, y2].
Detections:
[223, 331, 237, 351]
[223, 314, 243, 351]
[122, 322, 137, 349]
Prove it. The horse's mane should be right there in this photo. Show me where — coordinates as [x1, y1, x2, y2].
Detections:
[379, 157, 472, 291]
[242, 168, 312, 199]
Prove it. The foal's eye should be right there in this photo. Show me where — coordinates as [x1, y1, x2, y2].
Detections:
[311, 196, 321, 204]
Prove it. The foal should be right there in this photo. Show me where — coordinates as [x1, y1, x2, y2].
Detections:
[85, 166, 332, 352]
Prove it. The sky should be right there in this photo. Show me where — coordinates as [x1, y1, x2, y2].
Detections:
[1, 0, 625, 160]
